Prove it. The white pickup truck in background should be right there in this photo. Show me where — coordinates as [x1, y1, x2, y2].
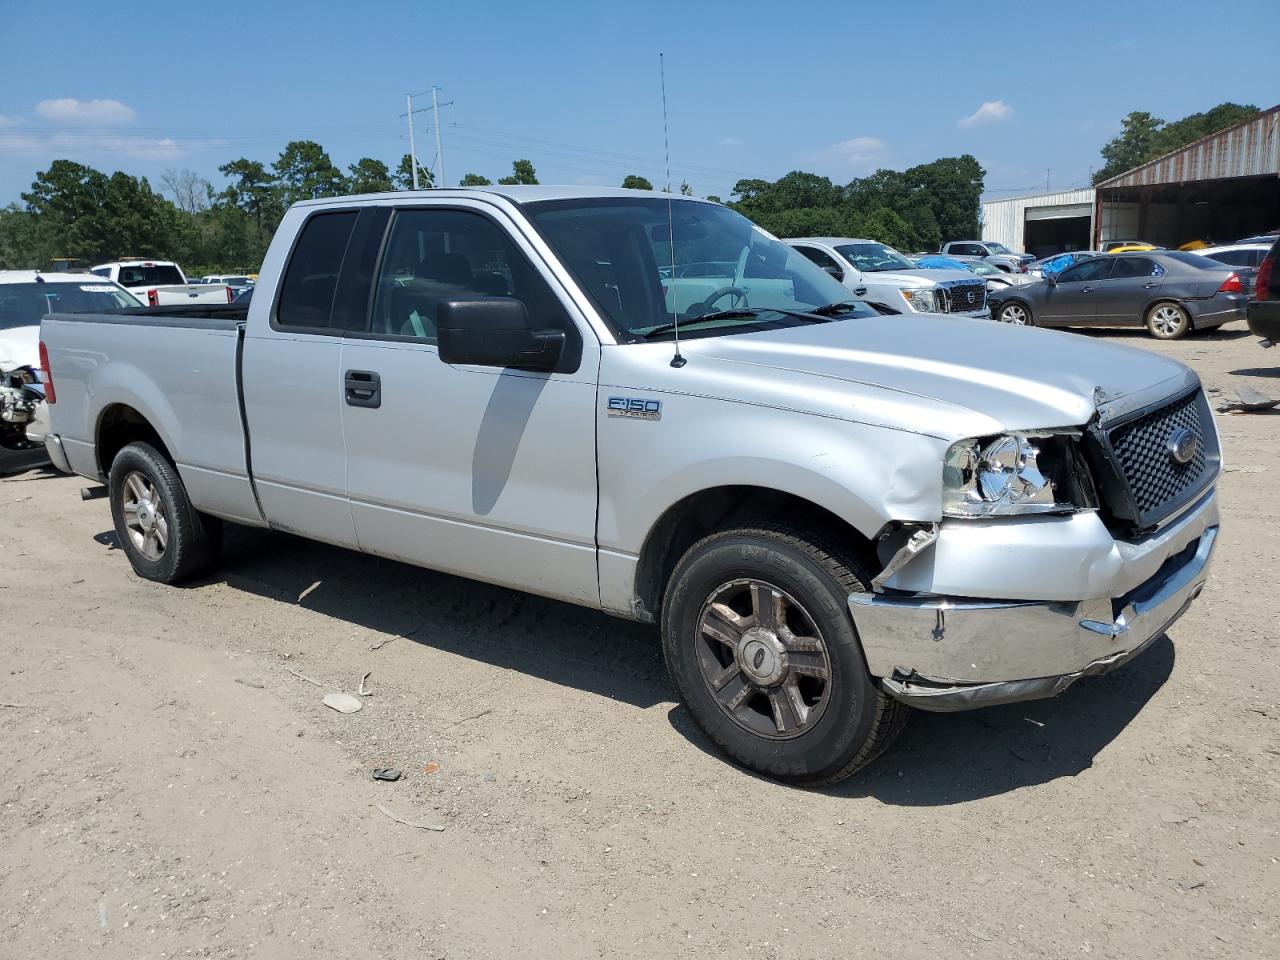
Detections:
[90, 260, 233, 307]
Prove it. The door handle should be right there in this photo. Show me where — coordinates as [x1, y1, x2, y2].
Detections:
[1143, 282, 1158, 289]
[854, 286, 867, 296]
[344, 369, 381, 408]
[1082, 286, 1093, 293]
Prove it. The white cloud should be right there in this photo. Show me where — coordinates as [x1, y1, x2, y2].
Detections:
[0, 130, 222, 160]
[959, 100, 1013, 128]
[718, 136, 745, 148]
[34, 98, 137, 125]
[0, 114, 19, 128]
[802, 136, 886, 177]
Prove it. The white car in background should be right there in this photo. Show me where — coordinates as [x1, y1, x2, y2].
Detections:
[0, 271, 141, 473]
[90, 260, 233, 307]
[200, 274, 256, 296]
[786, 238, 991, 318]
[1195, 243, 1272, 270]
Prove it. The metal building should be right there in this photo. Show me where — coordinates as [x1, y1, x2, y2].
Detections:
[1093, 104, 1280, 248]
[981, 187, 1096, 257]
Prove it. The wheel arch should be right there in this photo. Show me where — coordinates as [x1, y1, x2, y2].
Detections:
[631, 485, 881, 624]
[96, 402, 174, 477]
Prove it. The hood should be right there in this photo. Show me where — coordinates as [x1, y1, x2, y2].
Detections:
[678, 313, 1189, 438]
[0, 324, 39, 372]
[867, 267, 978, 287]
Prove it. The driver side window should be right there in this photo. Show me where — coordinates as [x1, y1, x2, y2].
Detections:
[794, 246, 843, 278]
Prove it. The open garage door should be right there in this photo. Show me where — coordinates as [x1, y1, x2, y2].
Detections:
[1023, 207, 1091, 258]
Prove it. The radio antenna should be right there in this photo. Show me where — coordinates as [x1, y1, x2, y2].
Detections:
[660, 53, 685, 368]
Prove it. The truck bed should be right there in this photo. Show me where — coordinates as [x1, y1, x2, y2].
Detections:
[40, 307, 263, 526]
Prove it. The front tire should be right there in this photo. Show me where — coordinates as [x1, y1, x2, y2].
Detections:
[109, 441, 222, 584]
[661, 524, 908, 786]
[997, 301, 1033, 325]
[1146, 302, 1190, 339]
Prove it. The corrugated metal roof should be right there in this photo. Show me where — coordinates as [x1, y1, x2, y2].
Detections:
[1096, 105, 1280, 189]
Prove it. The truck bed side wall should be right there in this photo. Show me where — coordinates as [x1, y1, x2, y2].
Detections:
[42, 316, 264, 525]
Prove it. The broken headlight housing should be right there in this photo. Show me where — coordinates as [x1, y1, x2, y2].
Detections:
[942, 433, 1095, 518]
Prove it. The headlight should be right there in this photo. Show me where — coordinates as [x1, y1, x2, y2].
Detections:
[942, 434, 1075, 517]
[898, 287, 938, 312]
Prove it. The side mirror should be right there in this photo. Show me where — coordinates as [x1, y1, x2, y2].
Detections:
[437, 298, 566, 372]
[822, 264, 842, 279]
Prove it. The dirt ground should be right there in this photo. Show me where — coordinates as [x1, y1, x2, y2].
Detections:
[2, 324, 1277, 960]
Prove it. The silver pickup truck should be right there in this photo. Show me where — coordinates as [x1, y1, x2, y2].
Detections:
[39, 187, 1221, 785]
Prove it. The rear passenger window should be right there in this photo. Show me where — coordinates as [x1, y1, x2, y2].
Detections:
[1112, 257, 1164, 279]
[275, 211, 358, 329]
[369, 208, 567, 343]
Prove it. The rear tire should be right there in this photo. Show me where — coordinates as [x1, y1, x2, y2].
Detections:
[661, 523, 908, 786]
[1145, 302, 1190, 340]
[108, 441, 222, 584]
[997, 301, 1033, 326]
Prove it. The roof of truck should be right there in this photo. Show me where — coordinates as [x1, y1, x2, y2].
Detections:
[0, 270, 114, 285]
[293, 185, 719, 207]
[784, 237, 880, 247]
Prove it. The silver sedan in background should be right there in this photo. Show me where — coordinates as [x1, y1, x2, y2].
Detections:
[988, 251, 1249, 339]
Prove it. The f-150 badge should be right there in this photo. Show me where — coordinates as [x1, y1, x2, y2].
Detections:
[607, 396, 662, 421]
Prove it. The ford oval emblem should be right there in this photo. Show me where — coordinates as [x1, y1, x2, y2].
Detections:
[1167, 427, 1197, 465]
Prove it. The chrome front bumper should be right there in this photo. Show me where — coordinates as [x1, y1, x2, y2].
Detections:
[849, 523, 1218, 712]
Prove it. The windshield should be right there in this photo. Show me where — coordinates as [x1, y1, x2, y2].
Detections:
[0, 282, 141, 330]
[967, 261, 1000, 276]
[524, 198, 876, 342]
[117, 264, 184, 286]
[834, 242, 918, 273]
[984, 242, 1012, 254]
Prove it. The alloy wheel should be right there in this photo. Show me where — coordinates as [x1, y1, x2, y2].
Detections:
[1149, 304, 1185, 337]
[695, 579, 833, 740]
[999, 303, 1028, 325]
[120, 470, 169, 560]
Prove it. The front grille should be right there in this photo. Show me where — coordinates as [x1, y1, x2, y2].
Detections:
[938, 280, 987, 313]
[1087, 388, 1218, 533]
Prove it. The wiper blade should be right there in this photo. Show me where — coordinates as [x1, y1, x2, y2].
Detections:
[639, 305, 845, 341]
[808, 300, 862, 316]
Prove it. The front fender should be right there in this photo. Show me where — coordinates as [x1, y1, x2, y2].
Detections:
[597, 392, 948, 556]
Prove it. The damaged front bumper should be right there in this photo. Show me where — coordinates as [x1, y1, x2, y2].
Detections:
[848, 497, 1218, 712]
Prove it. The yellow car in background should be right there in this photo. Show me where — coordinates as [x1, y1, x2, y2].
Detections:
[1105, 243, 1158, 254]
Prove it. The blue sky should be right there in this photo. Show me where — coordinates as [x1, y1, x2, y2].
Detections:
[1, 0, 1276, 206]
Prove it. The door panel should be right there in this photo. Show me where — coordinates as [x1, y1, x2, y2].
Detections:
[1096, 257, 1164, 324]
[340, 342, 600, 603]
[1039, 257, 1113, 324]
[242, 209, 360, 547]
[338, 202, 601, 606]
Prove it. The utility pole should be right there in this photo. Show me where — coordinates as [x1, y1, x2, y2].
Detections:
[400, 88, 453, 189]
[431, 86, 446, 189]
[406, 93, 420, 190]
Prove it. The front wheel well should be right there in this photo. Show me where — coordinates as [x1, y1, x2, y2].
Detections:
[96, 404, 171, 477]
[632, 486, 878, 623]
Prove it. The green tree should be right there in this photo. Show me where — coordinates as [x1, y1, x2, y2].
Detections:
[497, 159, 538, 185]
[217, 158, 279, 234]
[272, 140, 345, 205]
[459, 172, 493, 186]
[679, 180, 693, 196]
[347, 158, 393, 194]
[1093, 112, 1164, 184]
[391, 154, 433, 190]
[621, 174, 653, 190]
[705, 195, 722, 204]
[1092, 104, 1259, 184]
[19, 160, 178, 265]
